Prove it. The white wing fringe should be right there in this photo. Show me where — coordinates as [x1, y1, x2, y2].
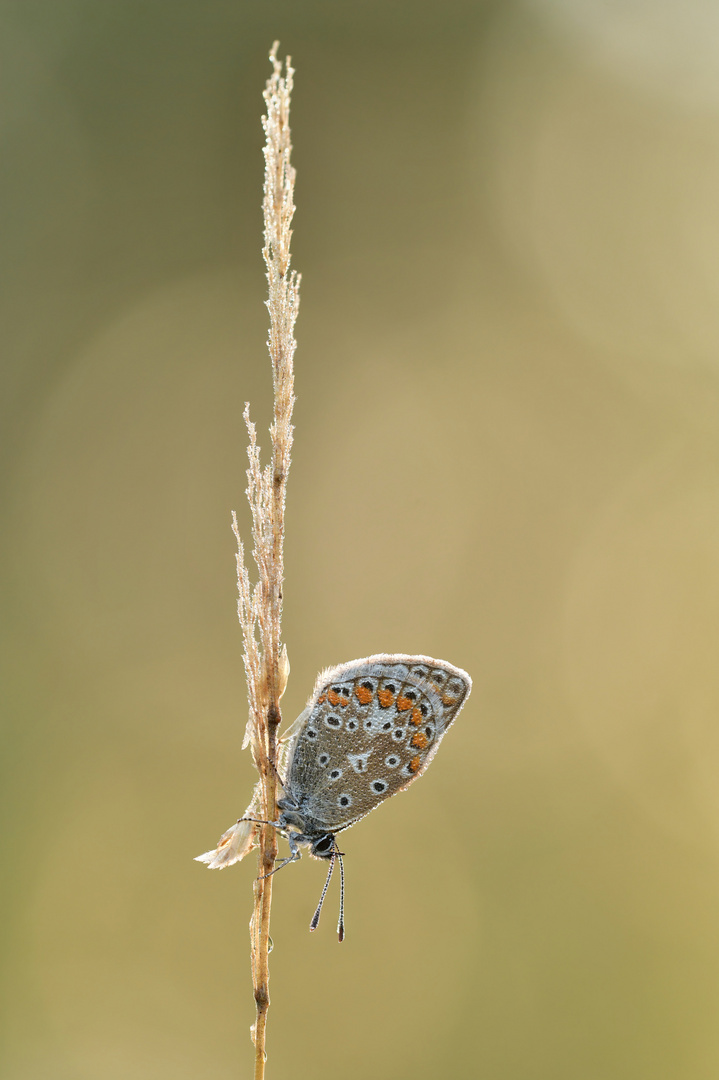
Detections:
[194, 784, 261, 869]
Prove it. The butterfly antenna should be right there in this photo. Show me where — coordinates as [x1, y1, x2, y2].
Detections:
[336, 843, 346, 942]
[309, 851, 335, 932]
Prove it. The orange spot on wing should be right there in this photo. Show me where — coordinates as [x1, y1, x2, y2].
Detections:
[410, 707, 423, 726]
[396, 695, 413, 711]
[327, 689, 340, 706]
[339, 695, 349, 707]
[411, 732, 429, 750]
[318, 694, 326, 704]
[355, 685, 373, 705]
[409, 755, 421, 773]
[441, 694, 458, 707]
[377, 688, 395, 708]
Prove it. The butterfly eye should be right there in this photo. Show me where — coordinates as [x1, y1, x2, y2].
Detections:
[371, 779, 388, 794]
[329, 768, 343, 781]
[392, 728, 404, 741]
[404, 690, 417, 701]
[306, 729, 318, 740]
[385, 755, 400, 768]
[381, 721, 392, 731]
[337, 794, 352, 808]
[317, 753, 330, 767]
[313, 835, 334, 856]
[325, 715, 342, 729]
[347, 719, 358, 731]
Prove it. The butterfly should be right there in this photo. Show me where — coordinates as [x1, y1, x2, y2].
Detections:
[197, 654, 472, 939]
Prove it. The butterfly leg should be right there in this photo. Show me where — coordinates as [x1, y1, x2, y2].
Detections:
[267, 758, 288, 792]
[257, 852, 300, 880]
[256, 829, 303, 880]
[236, 815, 280, 827]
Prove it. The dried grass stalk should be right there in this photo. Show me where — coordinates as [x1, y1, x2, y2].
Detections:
[195, 42, 299, 1080]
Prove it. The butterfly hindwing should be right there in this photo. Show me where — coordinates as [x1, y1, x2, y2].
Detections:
[283, 654, 471, 832]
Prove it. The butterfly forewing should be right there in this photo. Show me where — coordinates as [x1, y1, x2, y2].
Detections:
[284, 654, 471, 833]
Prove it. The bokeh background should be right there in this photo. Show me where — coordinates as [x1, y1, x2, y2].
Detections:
[3, 1, 719, 1077]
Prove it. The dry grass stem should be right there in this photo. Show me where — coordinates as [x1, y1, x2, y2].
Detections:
[195, 42, 299, 1080]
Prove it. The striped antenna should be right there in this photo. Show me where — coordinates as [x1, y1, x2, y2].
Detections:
[336, 845, 345, 942]
[309, 851, 336, 932]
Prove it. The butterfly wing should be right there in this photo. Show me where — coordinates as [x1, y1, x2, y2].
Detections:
[283, 654, 471, 833]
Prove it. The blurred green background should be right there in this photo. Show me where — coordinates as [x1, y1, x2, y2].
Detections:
[3, 1, 719, 1077]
